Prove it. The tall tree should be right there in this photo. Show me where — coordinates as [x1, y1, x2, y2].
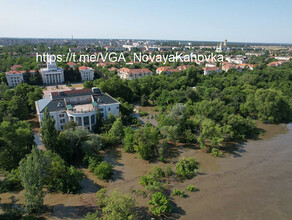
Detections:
[134, 124, 160, 160]
[7, 96, 29, 120]
[40, 108, 58, 151]
[19, 148, 50, 213]
[123, 127, 135, 152]
[108, 117, 124, 144]
[0, 119, 34, 171]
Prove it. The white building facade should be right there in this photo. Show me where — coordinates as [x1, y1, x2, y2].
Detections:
[40, 57, 64, 84]
[35, 88, 120, 131]
[79, 66, 94, 81]
[5, 71, 25, 87]
[118, 67, 152, 80]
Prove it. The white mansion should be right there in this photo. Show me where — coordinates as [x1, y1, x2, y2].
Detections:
[40, 57, 64, 84]
[79, 66, 94, 81]
[5, 70, 25, 87]
[35, 88, 120, 131]
[5, 69, 34, 87]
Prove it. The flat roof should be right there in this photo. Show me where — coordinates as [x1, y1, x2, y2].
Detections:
[37, 88, 119, 113]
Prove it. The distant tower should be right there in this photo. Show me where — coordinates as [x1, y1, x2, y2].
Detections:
[224, 39, 227, 47]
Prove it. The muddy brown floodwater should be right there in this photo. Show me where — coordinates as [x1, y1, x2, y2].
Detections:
[175, 122, 292, 220]
[0, 122, 291, 220]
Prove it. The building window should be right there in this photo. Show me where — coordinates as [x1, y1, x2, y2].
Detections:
[117, 106, 119, 109]
[60, 119, 65, 124]
[60, 125, 64, 130]
[108, 107, 111, 111]
[59, 114, 65, 118]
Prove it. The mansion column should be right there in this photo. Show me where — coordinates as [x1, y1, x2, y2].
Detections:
[89, 116, 92, 131]
[81, 117, 84, 128]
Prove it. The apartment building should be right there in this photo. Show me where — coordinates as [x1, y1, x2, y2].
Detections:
[5, 70, 35, 87]
[79, 66, 94, 81]
[203, 67, 221, 75]
[5, 71, 25, 87]
[118, 67, 152, 80]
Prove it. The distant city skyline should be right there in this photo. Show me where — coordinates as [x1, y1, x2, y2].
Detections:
[1, 0, 292, 44]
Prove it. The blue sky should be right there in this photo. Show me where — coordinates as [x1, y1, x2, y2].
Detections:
[0, 0, 291, 43]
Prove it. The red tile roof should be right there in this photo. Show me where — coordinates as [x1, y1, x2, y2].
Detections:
[203, 67, 220, 71]
[11, 65, 23, 70]
[177, 65, 195, 71]
[166, 69, 180, 73]
[119, 67, 152, 74]
[6, 70, 25, 74]
[51, 88, 92, 97]
[156, 66, 171, 72]
[79, 66, 92, 70]
[267, 62, 279, 66]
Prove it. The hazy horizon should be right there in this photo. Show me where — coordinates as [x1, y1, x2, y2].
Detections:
[1, 0, 292, 44]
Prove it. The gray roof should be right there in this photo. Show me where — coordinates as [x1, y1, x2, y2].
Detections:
[36, 97, 51, 113]
[36, 88, 119, 113]
[39, 99, 66, 113]
[93, 94, 118, 105]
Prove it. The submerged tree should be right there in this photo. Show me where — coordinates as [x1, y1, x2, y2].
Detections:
[19, 148, 49, 213]
[40, 108, 58, 151]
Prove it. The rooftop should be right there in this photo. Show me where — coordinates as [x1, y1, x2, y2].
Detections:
[79, 66, 93, 70]
[119, 67, 152, 74]
[37, 88, 119, 113]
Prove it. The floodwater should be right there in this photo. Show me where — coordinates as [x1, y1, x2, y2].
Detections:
[0, 122, 291, 220]
[175, 122, 292, 220]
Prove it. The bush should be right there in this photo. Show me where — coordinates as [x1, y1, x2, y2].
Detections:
[139, 172, 156, 187]
[145, 181, 165, 193]
[164, 166, 172, 178]
[0, 169, 22, 193]
[171, 188, 184, 197]
[95, 188, 108, 208]
[61, 166, 84, 193]
[134, 125, 160, 160]
[141, 94, 149, 106]
[186, 184, 198, 192]
[152, 166, 165, 179]
[95, 189, 137, 219]
[88, 155, 103, 172]
[139, 111, 148, 117]
[131, 189, 147, 198]
[83, 211, 99, 220]
[184, 129, 197, 143]
[153, 107, 159, 112]
[175, 157, 199, 179]
[210, 148, 223, 157]
[149, 192, 172, 216]
[139, 170, 165, 193]
[44, 150, 83, 194]
[93, 161, 113, 180]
